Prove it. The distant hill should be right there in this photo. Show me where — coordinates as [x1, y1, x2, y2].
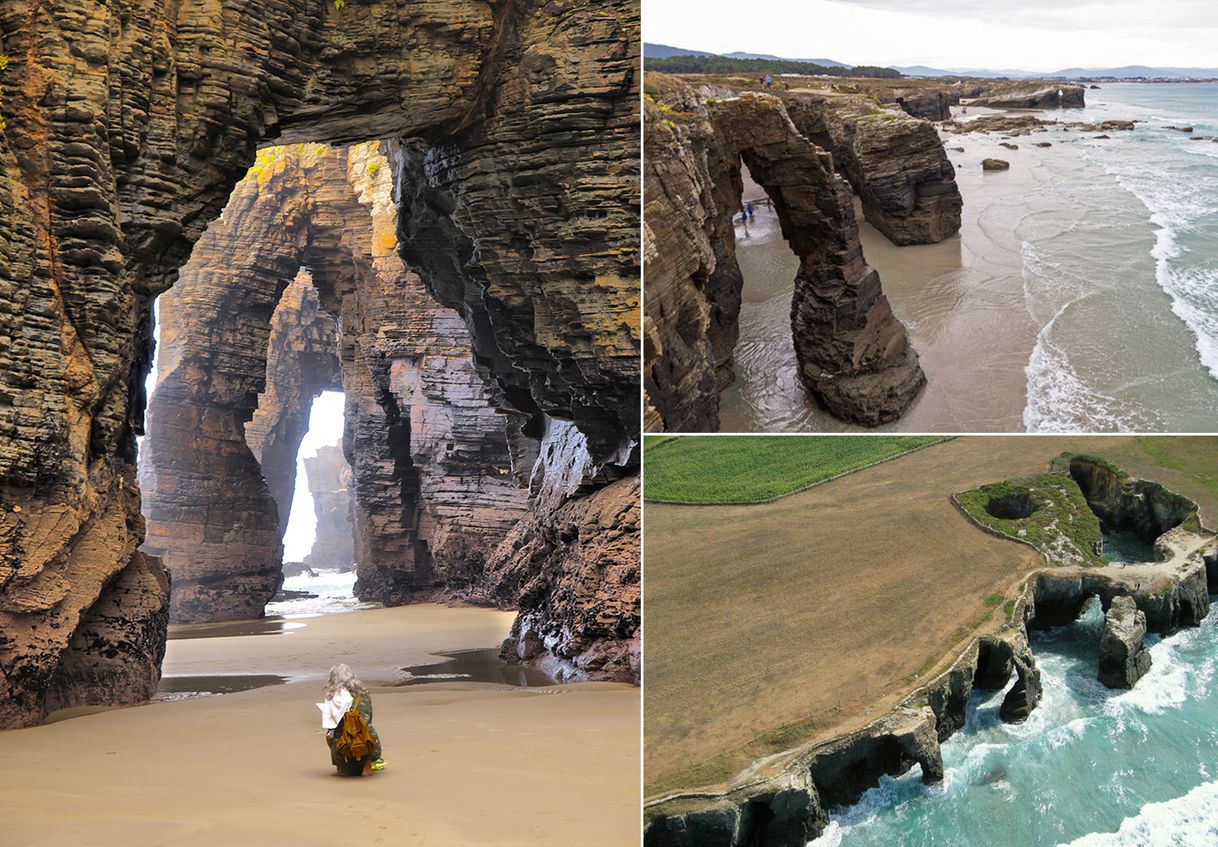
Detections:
[722, 52, 847, 68]
[897, 66, 1034, 79]
[644, 44, 1218, 81]
[644, 43, 847, 67]
[1047, 65, 1218, 79]
[899, 63, 1218, 80]
[643, 43, 714, 59]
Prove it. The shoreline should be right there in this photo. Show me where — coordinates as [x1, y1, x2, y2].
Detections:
[1, 605, 640, 847]
[644, 441, 1218, 845]
[720, 85, 1218, 432]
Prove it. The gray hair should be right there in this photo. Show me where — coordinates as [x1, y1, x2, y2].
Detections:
[324, 663, 367, 700]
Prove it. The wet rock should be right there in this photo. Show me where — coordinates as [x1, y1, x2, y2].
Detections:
[1167, 125, 1194, 133]
[783, 94, 963, 245]
[999, 142, 1019, 150]
[1035, 142, 1053, 147]
[643, 77, 925, 430]
[1098, 595, 1152, 689]
[810, 707, 944, 808]
[0, 0, 639, 726]
[999, 643, 1042, 722]
[982, 158, 1010, 171]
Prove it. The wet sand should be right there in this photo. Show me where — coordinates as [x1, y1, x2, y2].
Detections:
[720, 102, 1218, 432]
[0, 605, 639, 846]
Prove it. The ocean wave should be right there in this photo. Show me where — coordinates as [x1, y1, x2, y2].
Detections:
[1023, 321, 1149, 432]
[1057, 779, 1218, 846]
[1089, 139, 1218, 384]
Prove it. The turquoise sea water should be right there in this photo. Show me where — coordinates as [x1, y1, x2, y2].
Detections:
[812, 600, 1218, 847]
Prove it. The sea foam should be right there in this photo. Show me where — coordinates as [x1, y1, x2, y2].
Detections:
[1057, 780, 1218, 847]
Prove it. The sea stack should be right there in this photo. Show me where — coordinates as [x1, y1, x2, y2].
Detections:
[1098, 596, 1152, 689]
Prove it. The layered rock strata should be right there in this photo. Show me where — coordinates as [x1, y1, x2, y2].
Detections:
[783, 95, 962, 245]
[1098, 595, 1151, 689]
[643, 75, 925, 431]
[244, 271, 343, 537]
[646, 459, 1215, 846]
[302, 444, 355, 572]
[970, 84, 1086, 110]
[0, 0, 639, 727]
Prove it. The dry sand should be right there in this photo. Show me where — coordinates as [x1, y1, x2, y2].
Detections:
[643, 436, 1218, 797]
[0, 605, 640, 846]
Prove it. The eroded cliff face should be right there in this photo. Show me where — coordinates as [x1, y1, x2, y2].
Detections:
[643, 75, 925, 431]
[302, 444, 355, 572]
[0, 0, 639, 727]
[783, 94, 962, 246]
[141, 143, 533, 617]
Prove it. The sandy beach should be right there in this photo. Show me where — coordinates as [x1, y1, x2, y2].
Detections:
[0, 605, 640, 846]
[721, 92, 1218, 432]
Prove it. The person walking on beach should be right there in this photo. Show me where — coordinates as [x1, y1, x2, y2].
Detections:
[764, 73, 773, 89]
[318, 663, 383, 777]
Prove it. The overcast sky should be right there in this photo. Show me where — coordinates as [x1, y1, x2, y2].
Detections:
[644, 0, 1218, 72]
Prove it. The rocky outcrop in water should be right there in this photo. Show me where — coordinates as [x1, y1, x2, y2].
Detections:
[302, 444, 354, 572]
[644, 620, 1038, 846]
[0, 0, 639, 727]
[643, 75, 925, 431]
[896, 91, 955, 122]
[647, 457, 1214, 846]
[971, 84, 1086, 110]
[783, 95, 962, 245]
[1098, 596, 1151, 689]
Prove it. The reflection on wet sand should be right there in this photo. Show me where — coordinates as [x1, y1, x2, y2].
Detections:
[397, 648, 557, 688]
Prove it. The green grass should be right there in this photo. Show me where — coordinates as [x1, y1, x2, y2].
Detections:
[985, 593, 1004, 607]
[643, 435, 947, 504]
[1136, 437, 1218, 505]
[955, 470, 1107, 567]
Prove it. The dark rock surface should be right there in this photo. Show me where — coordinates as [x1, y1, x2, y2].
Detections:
[1098, 595, 1152, 689]
[0, 0, 639, 727]
[643, 76, 925, 431]
[1065, 456, 1197, 543]
[982, 158, 1011, 171]
[971, 84, 1086, 110]
[783, 95, 962, 245]
[896, 91, 954, 122]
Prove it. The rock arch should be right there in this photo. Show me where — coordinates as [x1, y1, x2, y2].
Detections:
[0, 0, 639, 727]
[643, 80, 924, 431]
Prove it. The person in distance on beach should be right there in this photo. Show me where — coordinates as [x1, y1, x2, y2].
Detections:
[318, 663, 384, 777]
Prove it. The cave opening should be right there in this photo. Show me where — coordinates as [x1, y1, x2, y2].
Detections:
[137, 141, 536, 627]
[1, 1, 641, 733]
[1064, 456, 1196, 563]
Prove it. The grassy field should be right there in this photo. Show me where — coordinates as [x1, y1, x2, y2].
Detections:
[955, 471, 1107, 567]
[643, 435, 947, 503]
[644, 436, 1218, 799]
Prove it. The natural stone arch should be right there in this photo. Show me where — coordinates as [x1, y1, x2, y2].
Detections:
[142, 142, 532, 622]
[642, 82, 923, 431]
[0, 0, 638, 728]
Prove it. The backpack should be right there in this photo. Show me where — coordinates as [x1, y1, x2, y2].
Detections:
[334, 694, 376, 761]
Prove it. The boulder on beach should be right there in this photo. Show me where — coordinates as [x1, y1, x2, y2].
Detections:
[999, 142, 1019, 150]
[982, 158, 1010, 171]
[1035, 142, 1052, 148]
